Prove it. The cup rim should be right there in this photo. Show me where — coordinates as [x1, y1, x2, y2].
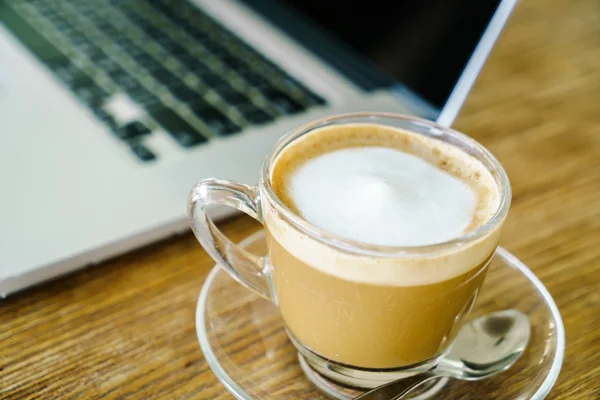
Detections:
[260, 112, 512, 257]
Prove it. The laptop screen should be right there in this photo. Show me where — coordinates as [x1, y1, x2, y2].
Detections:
[240, 0, 502, 110]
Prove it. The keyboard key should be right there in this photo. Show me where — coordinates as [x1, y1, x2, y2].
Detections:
[107, 68, 128, 83]
[155, 35, 178, 50]
[96, 58, 121, 74]
[168, 43, 189, 57]
[113, 73, 141, 92]
[291, 80, 328, 106]
[193, 103, 240, 136]
[150, 66, 178, 86]
[169, 83, 200, 102]
[53, 19, 76, 35]
[187, 26, 210, 41]
[93, 108, 118, 130]
[306, 92, 327, 106]
[208, 119, 240, 136]
[190, 64, 212, 79]
[139, 24, 162, 39]
[171, 129, 206, 147]
[261, 87, 305, 114]
[239, 106, 273, 125]
[197, 71, 226, 87]
[214, 85, 248, 105]
[201, 39, 225, 55]
[221, 53, 245, 69]
[96, 22, 119, 36]
[52, 62, 82, 86]
[70, 35, 90, 47]
[278, 77, 306, 93]
[74, 85, 109, 108]
[212, 28, 237, 43]
[128, 87, 160, 108]
[179, 53, 208, 72]
[124, 45, 147, 61]
[117, 121, 152, 140]
[130, 143, 157, 162]
[136, 54, 163, 71]
[70, 36, 102, 60]
[73, 86, 96, 105]
[149, 108, 207, 147]
[238, 70, 270, 88]
[114, 36, 137, 51]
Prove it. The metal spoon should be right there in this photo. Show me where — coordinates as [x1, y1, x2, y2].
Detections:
[354, 309, 530, 400]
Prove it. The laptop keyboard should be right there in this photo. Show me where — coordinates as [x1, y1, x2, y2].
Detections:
[1, 0, 327, 162]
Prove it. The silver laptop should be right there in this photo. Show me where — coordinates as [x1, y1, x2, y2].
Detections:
[0, 0, 516, 296]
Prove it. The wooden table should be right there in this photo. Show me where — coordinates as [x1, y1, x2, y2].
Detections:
[2, 0, 599, 398]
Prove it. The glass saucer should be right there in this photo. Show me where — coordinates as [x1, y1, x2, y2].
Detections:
[196, 231, 565, 399]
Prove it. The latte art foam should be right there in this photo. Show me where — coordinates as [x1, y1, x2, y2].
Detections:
[288, 147, 476, 246]
[267, 123, 503, 285]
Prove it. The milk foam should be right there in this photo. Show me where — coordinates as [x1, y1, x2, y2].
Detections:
[288, 147, 476, 246]
[266, 124, 504, 286]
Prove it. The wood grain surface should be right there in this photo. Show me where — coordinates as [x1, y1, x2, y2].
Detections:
[2, 0, 599, 398]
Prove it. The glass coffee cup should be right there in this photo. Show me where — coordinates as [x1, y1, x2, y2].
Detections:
[188, 113, 511, 388]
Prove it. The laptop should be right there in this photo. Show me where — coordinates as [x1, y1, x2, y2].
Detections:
[0, 0, 516, 297]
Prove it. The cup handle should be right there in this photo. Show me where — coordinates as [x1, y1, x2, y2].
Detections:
[188, 179, 272, 301]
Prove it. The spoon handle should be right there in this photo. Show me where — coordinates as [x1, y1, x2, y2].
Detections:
[391, 375, 440, 400]
[353, 372, 440, 400]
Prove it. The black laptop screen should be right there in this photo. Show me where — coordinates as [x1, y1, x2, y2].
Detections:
[240, 0, 502, 109]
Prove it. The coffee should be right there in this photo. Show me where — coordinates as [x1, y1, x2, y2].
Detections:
[265, 123, 502, 368]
